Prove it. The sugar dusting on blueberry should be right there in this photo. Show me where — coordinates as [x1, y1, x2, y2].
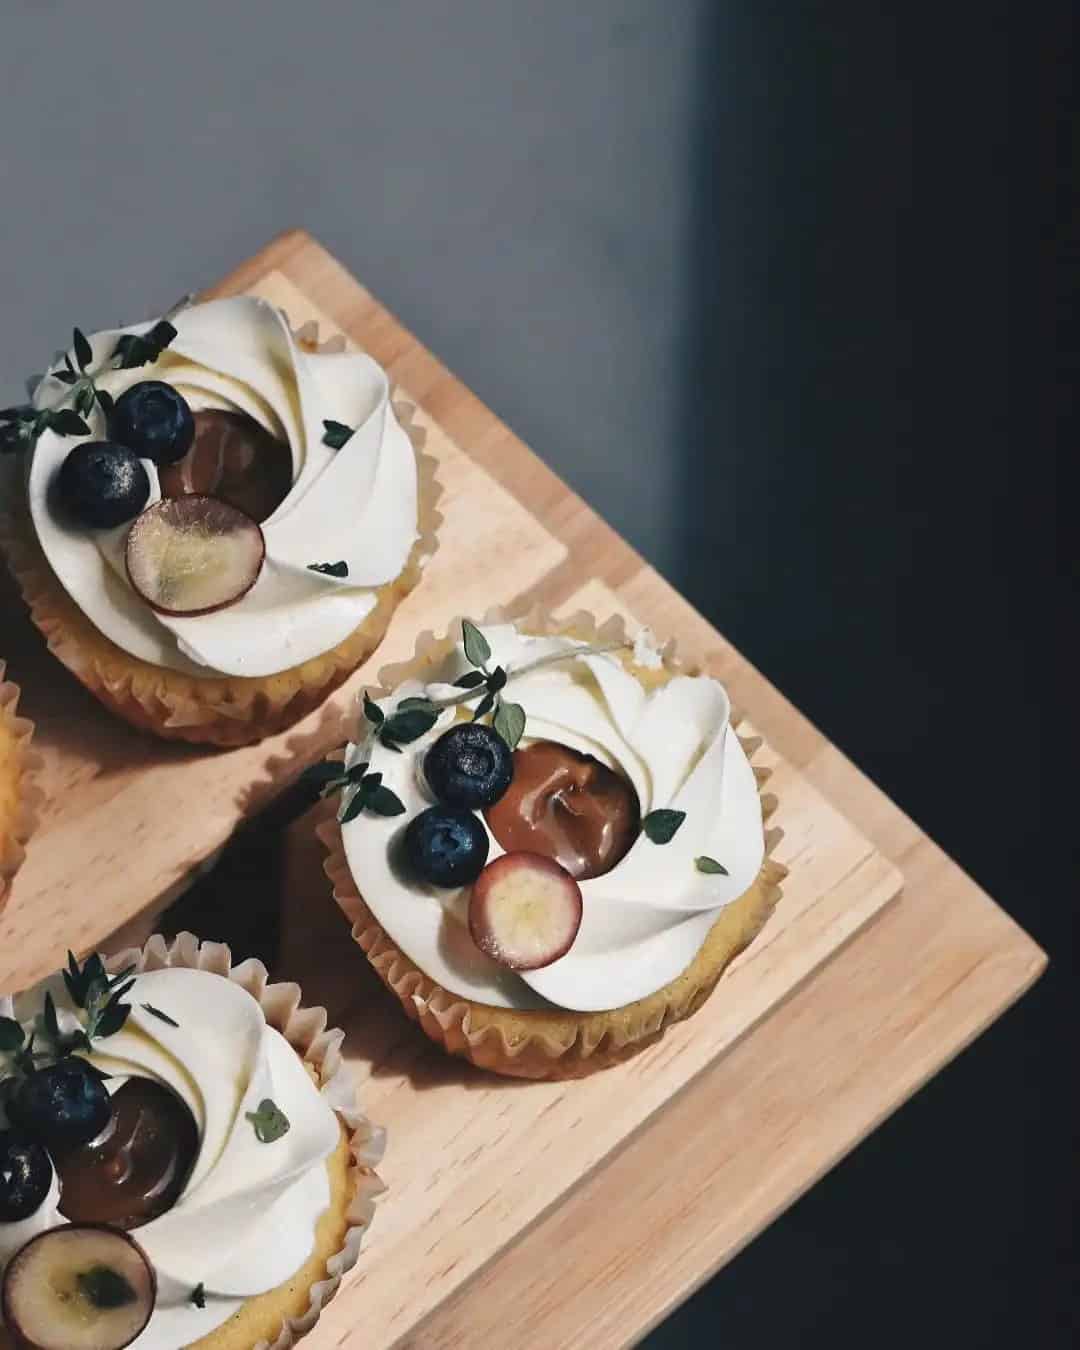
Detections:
[424, 723, 513, 810]
[8, 1059, 112, 1152]
[0, 1132, 53, 1222]
[56, 442, 149, 529]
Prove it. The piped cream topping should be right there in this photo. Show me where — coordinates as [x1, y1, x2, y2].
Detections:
[340, 624, 766, 1013]
[27, 297, 419, 678]
[0, 968, 340, 1348]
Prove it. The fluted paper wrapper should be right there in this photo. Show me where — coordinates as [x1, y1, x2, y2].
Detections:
[319, 606, 787, 1081]
[0, 322, 442, 748]
[0, 661, 42, 911]
[104, 932, 385, 1350]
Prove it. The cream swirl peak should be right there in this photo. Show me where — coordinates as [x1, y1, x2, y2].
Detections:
[339, 623, 766, 1013]
[27, 297, 419, 678]
[0, 967, 340, 1349]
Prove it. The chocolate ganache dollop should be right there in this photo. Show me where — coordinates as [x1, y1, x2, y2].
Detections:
[55, 1078, 199, 1230]
[159, 410, 293, 524]
[484, 740, 640, 881]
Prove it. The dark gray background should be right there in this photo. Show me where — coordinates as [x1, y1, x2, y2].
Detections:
[2, 3, 1069, 1347]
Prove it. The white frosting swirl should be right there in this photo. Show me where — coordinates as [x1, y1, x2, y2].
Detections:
[1, 968, 340, 1348]
[340, 624, 765, 1012]
[27, 297, 419, 678]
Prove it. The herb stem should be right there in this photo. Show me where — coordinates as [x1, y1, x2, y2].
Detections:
[425, 640, 629, 713]
[33, 295, 194, 430]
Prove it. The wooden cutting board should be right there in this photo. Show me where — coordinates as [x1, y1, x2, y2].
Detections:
[0, 232, 1045, 1349]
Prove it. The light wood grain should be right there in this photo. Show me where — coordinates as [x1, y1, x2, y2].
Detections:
[0, 231, 1046, 1350]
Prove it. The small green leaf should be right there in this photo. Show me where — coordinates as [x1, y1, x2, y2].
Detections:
[77, 1266, 137, 1310]
[146, 319, 178, 352]
[95, 1001, 131, 1038]
[73, 327, 93, 372]
[245, 1097, 291, 1143]
[453, 670, 486, 689]
[95, 387, 114, 416]
[363, 784, 407, 817]
[339, 788, 366, 823]
[363, 692, 384, 726]
[190, 1282, 206, 1309]
[471, 691, 495, 721]
[46, 408, 91, 436]
[141, 1003, 179, 1028]
[51, 368, 79, 386]
[63, 952, 85, 1006]
[695, 855, 729, 875]
[642, 809, 686, 845]
[461, 619, 491, 668]
[380, 706, 438, 746]
[307, 560, 349, 577]
[83, 954, 107, 990]
[492, 700, 526, 749]
[322, 419, 355, 450]
[397, 696, 437, 713]
[0, 1017, 25, 1052]
[75, 384, 96, 418]
[346, 760, 370, 783]
[107, 965, 136, 990]
[111, 319, 176, 371]
[107, 979, 137, 1007]
[43, 992, 60, 1042]
[486, 665, 507, 694]
[112, 334, 150, 369]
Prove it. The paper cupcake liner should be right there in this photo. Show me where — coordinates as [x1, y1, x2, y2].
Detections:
[0, 321, 443, 748]
[102, 931, 385, 1350]
[319, 607, 787, 1081]
[0, 661, 42, 912]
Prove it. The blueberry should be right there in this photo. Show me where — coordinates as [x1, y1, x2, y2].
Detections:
[0, 1131, 53, 1221]
[404, 806, 490, 887]
[424, 724, 514, 809]
[57, 442, 150, 529]
[9, 1059, 112, 1152]
[109, 380, 194, 465]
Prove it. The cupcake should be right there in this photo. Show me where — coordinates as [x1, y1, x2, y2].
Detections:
[0, 663, 39, 913]
[0, 296, 437, 746]
[0, 934, 383, 1349]
[319, 612, 786, 1080]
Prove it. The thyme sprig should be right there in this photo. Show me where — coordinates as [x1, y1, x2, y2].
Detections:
[358, 621, 627, 757]
[0, 297, 191, 456]
[0, 953, 137, 1086]
[61, 951, 137, 1046]
[306, 757, 407, 821]
[307, 622, 630, 823]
